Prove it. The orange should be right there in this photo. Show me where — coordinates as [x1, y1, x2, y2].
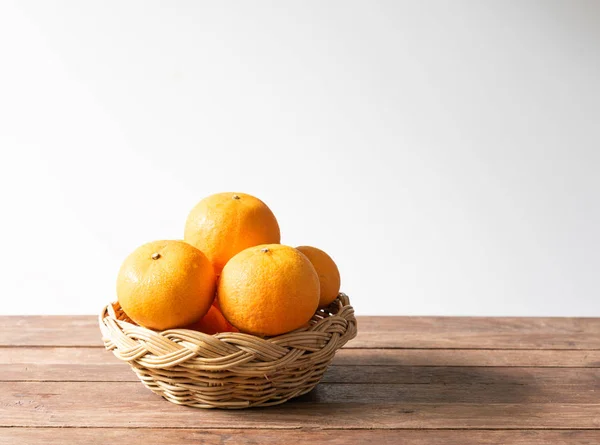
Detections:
[296, 246, 341, 307]
[185, 305, 238, 334]
[116, 240, 216, 330]
[184, 192, 280, 275]
[217, 244, 319, 336]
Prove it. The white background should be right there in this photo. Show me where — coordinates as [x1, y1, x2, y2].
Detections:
[0, 1, 598, 316]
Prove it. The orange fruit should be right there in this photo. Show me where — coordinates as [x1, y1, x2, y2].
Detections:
[184, 192, 280, 275]
[184, 305, 238, 334]
[116, 240, 216, 330]
[217, 244, 319, 336]
[296, 246, 341, 307]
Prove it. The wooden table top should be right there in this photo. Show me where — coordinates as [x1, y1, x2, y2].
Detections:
[1, 316, 599, 444]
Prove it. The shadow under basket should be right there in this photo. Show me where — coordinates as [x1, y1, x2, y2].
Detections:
[99, 293, 357, 409]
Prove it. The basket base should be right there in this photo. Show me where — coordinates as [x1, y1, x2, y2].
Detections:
[135, 360, 330, 409]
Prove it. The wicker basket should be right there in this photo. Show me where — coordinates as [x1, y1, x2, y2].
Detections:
[99, 293, 357, 409]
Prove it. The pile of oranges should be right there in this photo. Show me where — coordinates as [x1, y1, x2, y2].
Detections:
[116, 192, 341, 337]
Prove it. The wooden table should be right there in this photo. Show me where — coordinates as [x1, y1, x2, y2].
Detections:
[1, 316, 599, 444]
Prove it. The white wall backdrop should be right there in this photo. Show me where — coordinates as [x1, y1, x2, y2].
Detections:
[0, 1, 598, 316]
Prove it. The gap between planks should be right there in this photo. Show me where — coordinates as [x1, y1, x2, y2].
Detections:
[2, 426, 600, 430]
[3, 345, 600, 351]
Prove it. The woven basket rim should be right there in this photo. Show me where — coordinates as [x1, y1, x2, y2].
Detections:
[100, 292, 355, 342]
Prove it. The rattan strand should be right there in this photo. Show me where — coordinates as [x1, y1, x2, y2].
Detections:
[99, 293, 357, 408]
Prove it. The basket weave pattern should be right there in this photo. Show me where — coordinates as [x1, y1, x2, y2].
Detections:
[99, 293, 357, 408]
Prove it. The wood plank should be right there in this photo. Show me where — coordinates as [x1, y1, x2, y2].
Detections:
[3, 347, 600, 382]
[3, 347, 600, 381]
[0, 316, 101, 347]
[323, 366, 600, 385]
[1, 347, 127, 382]
[351, 317, 600, 349]
[294, 383, 600, 404]
[1, 429, 599, 445]
[3, 347, 600, 385]
[335, 349, 600, 367]
[2, 316, 600, 349]
[2, 382, 600, 428]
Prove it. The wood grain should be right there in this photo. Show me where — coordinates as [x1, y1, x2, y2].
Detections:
[2, 347, 600, 384]
[351, 317, 600, 349]
[2, 315, 599, 441]
[1, 429, 599, 445]
[335, 348, 600, 367]
[2, 382, 600, 428]
[0, 316, 101, 347]
[3, 347, 600, 381]
[3, 316, 600, 349]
